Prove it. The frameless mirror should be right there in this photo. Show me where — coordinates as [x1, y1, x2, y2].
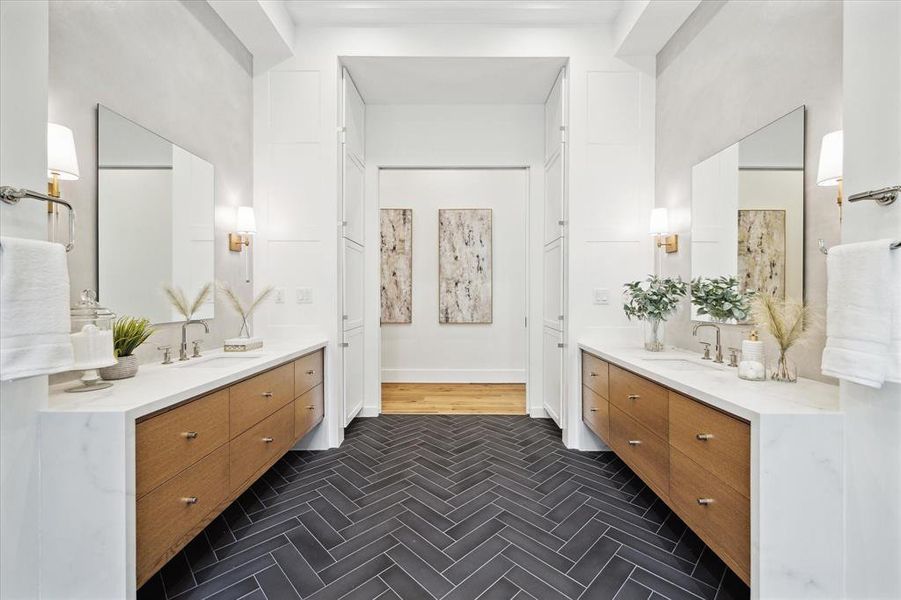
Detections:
[98, 105, 214, 324]
[690, 106, 805, 323]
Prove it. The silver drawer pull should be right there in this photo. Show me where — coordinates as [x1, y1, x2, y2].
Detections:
[628, 440, 642, 446]
[589, 407, 597, 412]
[305, 369, 315, 375]
[262, 436, 274, 443]
[627, 394, 640, 400]
[696, 433, 714, 441]
[261, 391, 274, 398]
[589, 372, 597, 377]
[181, 496, 198, 505]
[307, 405, 315, 410]
[182, 431, 198, 439]
[697, 498, 714, 505]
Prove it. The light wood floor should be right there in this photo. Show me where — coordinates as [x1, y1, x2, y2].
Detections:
[381, 383, 527, 415]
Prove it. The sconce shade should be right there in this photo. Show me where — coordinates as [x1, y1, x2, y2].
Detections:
[817, 130, 843, 186]
[235, 206, 256, 235]
[47, 123, 80, 180]
[649, 207, 669, 235]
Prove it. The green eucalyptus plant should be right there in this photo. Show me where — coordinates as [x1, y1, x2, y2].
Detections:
[111, 316, 154, 358]
[690, 276, 755, 322]
[622, 276, 688, 322]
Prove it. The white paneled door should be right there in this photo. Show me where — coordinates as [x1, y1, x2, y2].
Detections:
[542, 67, 566, 427]
[341, 68, 365, 426]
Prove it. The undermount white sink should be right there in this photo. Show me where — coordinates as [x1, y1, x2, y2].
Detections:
[641, 357, 718, 370]
[178, 355, 259, 368]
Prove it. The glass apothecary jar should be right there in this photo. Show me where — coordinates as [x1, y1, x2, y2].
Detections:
[67, 289, 117, 392]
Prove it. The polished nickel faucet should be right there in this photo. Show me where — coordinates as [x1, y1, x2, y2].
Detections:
[180, 319, 209, 361]
[692, 322, 723, 363]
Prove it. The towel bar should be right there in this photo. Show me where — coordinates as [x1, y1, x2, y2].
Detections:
[818, 238, 900, 255]
[0, 186, 76, 252]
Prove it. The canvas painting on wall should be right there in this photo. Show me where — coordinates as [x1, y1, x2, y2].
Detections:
[380, 208, 413, 324]
[737, 209, 786, 299]
[438, 208, 492, 324]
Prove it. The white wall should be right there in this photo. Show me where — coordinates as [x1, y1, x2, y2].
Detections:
[0, 2, 49, 598]
[366, 104, 543, 413]
[656, 0, 842, 382]
[378, 168, 529, 383]
[253, 25, 655, 449]
[49, 0, 253, 359]
[841, 2, 901, 598]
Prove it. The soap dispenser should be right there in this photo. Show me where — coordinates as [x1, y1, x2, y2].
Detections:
[738, 330, 766, 381]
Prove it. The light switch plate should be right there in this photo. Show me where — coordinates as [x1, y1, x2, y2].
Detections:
[296, 288, 313, 304]
[594, 288, 609, 305]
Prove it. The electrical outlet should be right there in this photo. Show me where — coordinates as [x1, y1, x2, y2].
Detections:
[274, 288, 285, 304]
[296, 288, 313, 304]
[594, 288, 609, 305]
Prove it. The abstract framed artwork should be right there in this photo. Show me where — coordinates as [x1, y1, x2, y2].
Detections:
[438, 208, 492, 324]
[380, 208, 413, 324]
[737, 208, 786, 299]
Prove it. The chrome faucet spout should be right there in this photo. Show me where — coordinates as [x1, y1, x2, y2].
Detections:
[692, 322, 723, 363]
[180, 319, 210, 361]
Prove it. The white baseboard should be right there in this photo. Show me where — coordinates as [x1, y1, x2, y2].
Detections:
[359, 407, 380, 418]
[529, 407, 550, 419]
[381, 368, 527, 383]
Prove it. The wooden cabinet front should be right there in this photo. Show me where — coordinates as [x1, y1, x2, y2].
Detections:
[582, 385, 609, 443]
[609, 365, 669, 439]
[229, 363, 294, 435]
[296, 384, 324, 439]
[609, 405, 669, 496]
[136, 389, 229, 498]
[229, 403, 294, 490]
[295, 350, 324, 397]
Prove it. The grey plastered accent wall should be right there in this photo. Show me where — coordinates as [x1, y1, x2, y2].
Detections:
[48, 0, 253, 367]
[655, 0, 842, 382]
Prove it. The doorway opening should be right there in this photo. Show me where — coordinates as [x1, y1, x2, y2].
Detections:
[337, 57, 568, 422]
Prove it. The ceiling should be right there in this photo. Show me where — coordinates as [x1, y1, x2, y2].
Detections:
[342, 57, 567, 104]
[285, 1, 624, 26]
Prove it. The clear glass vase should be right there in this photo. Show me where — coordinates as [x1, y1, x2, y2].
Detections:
[643, 318, 665, 352]
[771, 351, 797, 383]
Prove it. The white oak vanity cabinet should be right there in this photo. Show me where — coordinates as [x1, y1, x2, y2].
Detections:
[41, 340, 327, 600]
[135, 350, 324, 586]
[580, 346, 844, 599]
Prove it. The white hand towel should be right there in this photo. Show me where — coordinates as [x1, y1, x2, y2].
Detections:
[887, 247, 901, 384]
[821, 239, 893, 388]
[0, 237, 74, 380]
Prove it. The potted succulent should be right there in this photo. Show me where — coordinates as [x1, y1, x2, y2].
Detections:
[690, 276, 755, 323]
[99, 316, 154, 380]
[623, 276, 688, 351]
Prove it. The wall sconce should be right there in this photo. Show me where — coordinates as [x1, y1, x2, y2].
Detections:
[229, 206, 256, 252]
[817, 130, 843, 219]
[649, 207, 678, 253]
[47, 123, 80, 199]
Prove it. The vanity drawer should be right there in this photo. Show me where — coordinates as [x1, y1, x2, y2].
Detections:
[229, 363, 294, 436]
[582, 353, 609, 399]
[610, 365, 668, 438]
[295, 350, 324, 397]
[669, 448, 750, 584]
[669, 392, 750, 497]
[230, 403, 294, 490]
[582, 385, 609, 443]
[609, 405, 669, 495]
[137, 444, 229, 584]
[295, 384, 324, 439]
[136, 389, 229, 498]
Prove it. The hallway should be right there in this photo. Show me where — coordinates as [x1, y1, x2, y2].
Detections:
[380, 384, 527, 415]
[139, 416, 748, 600]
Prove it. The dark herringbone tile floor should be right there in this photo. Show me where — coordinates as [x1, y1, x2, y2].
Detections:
[138, 415, 750, 600]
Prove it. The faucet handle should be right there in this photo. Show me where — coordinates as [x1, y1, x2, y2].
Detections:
[699, 341, 711, 360]
[728, 347, 740, 368]
[192, 340, 203, 358]
[158, 345, 173, 365]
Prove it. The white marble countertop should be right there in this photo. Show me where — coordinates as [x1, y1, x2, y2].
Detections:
[578, 340, 840, 421]
[46, 338, 328, 420]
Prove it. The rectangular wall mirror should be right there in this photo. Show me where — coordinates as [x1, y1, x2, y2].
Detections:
[98, 105, 215, 324]
[690, 106, 805, 323]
